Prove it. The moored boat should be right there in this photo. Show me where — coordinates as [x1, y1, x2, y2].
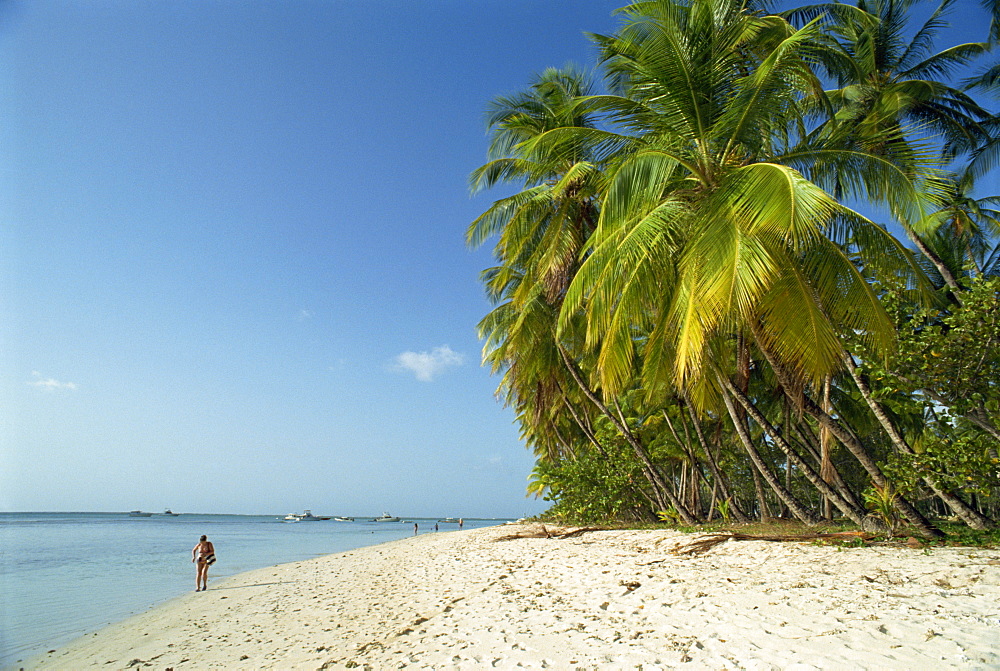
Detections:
[162, 509, 179, 516]
[373, 512, 400, 522]
[333, 516, 355, 522]
[298, 510, 330, 521]
[128, 510, 152, 517]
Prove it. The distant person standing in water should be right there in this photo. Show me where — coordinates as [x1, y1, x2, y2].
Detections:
[413, 522, 418, 535]
[192, 535, 215, 592]
[459, 518, 464, 530]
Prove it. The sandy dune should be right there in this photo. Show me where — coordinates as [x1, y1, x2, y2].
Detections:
[29, 524, 1000, 669]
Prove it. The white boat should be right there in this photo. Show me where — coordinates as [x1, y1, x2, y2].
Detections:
[373, 512, 400, 522]
[298, 510, 330, 521]
[163, 509, 179, 516]
[283, 513, 302, 522]
[438, 518, 460, 524]
[128, 510, 152, 517]
[334, 516, 355, 522]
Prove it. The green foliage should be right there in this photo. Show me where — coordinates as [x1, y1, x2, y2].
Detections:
[715, 499, 733, 524]
[528, 443, 653, 524]
[931, 522, 1000, 548]
[656, 506, 681, 524]
[878, 277, 1000, 423]
[864, 483, 901, 537]
[852, 276, 1000, 508]
[884, 432, 1000, 497]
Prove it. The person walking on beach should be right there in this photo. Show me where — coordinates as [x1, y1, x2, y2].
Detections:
[192, 535, 215, 592]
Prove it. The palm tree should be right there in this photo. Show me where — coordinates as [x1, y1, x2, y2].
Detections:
[815, 0, 992, 155]
[468, 66, 608, 487]
[467, 66, 604, 305]
[469, 66, 699, 522]
[555, 0, 944, 534]
[797, 0, 994, 294]
[922, 170, 1000, 279]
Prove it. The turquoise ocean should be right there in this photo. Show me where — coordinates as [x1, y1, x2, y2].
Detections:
[0, 512, 505, 669]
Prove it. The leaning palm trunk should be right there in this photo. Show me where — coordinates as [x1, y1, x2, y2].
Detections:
[791, 419, 866, 512]
[660, 409, 712, 507]
[750, 461, 772, 522]
[560, 394, 608, 458]
[678, 399, 751, 523]
[720, 376, 866, 525]
[557, 346, 699, 524]
[908, 231, 965, 303]
[560, 394, 662, 509]
[664, 407, 732, 521]
[758, 350, 944, 538]
[719, 382, 822, 525]
[843, 352, 994, 530]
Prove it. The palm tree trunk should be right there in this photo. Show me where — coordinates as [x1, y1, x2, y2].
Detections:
[661, 409, 712, 516]
[557, 345, 699, 524]
[561, 395, 607, 457]
[750, 462, 770, 522]
[752, 340, 944, 538]
[551, 425, 576, 460]
[791, 419, 866, 512]
[558, 394, 661, 510]
[679, 397, 751, 523]
[907, 230, 965, 304]
[720, 375, 866, 525]
[820, 377, 835, 520]
[782, 380, 944, 537]
[843, 351, 994, 530]
[782, 454, 792, 519]
[720, 382, 822, 525]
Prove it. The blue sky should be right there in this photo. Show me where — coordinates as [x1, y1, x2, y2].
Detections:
[2, 1, 995, 517]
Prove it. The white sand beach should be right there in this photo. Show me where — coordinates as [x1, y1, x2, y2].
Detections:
[29, 524, 1000, 670]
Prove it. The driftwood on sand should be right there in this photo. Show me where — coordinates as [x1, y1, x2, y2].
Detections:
[493, 524, 605, 541]
[669, 531, 873, 556]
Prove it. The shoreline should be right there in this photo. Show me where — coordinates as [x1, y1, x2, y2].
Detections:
[27, 524, 1000, 669]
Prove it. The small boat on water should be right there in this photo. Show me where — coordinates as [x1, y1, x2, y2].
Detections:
[128, 510, 152, 517]
[438, 518, 460, 524]
[298, 510, 331, 521]
[333, 516, 355, 522]
[162, 509, 179, 517]
[373, 512, 400, 522]
[282, 510, 330, 522]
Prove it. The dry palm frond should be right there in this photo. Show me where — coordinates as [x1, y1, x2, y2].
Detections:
[670, 534, 734, 555]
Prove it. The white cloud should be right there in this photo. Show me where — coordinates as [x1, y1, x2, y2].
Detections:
[29, 371, 78, 391]
[394, 345, 464, 382]
[297, 309, 314, 320]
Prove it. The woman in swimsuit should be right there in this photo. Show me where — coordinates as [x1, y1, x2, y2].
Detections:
[192, 534, 215, 592]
